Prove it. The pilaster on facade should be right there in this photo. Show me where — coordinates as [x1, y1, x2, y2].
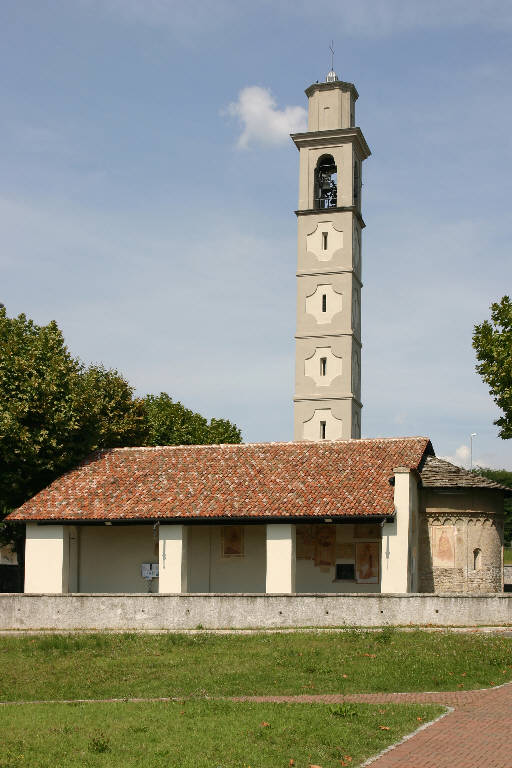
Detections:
[292, 75, 370, 442]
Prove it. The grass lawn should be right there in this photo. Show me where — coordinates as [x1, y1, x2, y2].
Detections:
[504, 548, 512, 564]
[0, 700, 444, 768]
[1, 630, 511, 702]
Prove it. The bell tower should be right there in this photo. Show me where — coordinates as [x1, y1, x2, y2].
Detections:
[292, 68, 370, 441]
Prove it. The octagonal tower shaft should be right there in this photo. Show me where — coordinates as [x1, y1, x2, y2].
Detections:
[292, 79, 370, 441]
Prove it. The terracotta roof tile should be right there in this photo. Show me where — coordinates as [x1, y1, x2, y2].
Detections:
[7, 437, 433, 522]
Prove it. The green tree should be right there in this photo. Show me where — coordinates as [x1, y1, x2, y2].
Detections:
[141, 392, 241, 446]
[0, 308, 144, 560]
[0, 308, 242, 567]
[473, 296, 512, 439]
[472, 468, 512, 545]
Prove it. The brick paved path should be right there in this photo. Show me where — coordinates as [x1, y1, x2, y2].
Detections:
[235, 683, 512, 767]
[2, 684, 511, 766]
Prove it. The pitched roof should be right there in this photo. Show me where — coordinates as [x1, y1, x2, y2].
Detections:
[420, 456, 510, 491]
[7, 437, 433, 523]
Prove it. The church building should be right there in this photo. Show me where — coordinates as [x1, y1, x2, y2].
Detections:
[7, 69, 507, 596]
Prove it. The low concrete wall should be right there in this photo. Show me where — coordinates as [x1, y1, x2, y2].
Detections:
[0, 593, 511, 630]
[504, 565, 512, 584]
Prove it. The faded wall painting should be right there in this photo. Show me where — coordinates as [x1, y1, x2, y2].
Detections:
[221, 526, 244, 558]
[336, 542, 355, 560]
[354, 524, 381, 539]
[431, 525, 455, 568]
[355, 542, 379, 583]
[296, 525, 315, 560]
[314, 525, 336, 568]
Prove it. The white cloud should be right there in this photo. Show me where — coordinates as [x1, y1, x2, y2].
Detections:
[226, 86, 307, 149]
[439, 444, 470, 467]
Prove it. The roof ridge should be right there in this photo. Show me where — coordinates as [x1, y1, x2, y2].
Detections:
[104, 436, 431, 453]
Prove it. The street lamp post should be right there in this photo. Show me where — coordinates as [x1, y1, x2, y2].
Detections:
[470, 433, 477, 470]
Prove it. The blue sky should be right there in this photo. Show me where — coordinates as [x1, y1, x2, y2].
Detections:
[1, 0, 511, 468]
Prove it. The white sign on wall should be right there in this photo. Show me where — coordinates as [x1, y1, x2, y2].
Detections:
[141, 563, 159, 580]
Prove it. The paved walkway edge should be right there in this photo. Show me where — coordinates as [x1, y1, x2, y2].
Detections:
[360, 707, 453, 767]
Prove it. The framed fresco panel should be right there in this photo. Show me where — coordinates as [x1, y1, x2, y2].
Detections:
[355, 542, 379, 584]
[431, 525, 455, 568]
[314, 525, 336, 568]
[221, 526, 244, 558]
[296, 525, 314, 560]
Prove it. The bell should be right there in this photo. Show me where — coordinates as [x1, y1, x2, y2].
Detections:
[320, 175, 331, 191]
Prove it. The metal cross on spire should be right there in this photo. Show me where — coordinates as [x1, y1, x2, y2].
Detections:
[326, 41, 338, 82]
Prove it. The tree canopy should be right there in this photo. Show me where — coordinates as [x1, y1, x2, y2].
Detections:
[141, 393, 241, 446]
[473, 296, 512, 439]
[0, 307, 241, 558]
[472, 467, 512, 545]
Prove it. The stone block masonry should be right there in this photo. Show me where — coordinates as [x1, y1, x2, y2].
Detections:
[0, 593, 511, 631]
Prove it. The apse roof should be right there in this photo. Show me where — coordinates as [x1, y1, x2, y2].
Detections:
[420, 456, 510, 493]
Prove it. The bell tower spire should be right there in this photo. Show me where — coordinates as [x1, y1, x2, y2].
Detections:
[291, 73, 370, 441]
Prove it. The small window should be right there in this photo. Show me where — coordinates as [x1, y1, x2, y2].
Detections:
[322, 232, 328, 250]
[320, 420, 326, 440]
[354, 162, 360, 204]
[473, 548, 482, 570]
[320, 357, 327, 376]
[321, 294, 327, 313]
[336, 563, 355, 580]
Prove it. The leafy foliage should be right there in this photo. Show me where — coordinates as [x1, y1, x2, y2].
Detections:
[0, 308, 146, 558]
[0, 307, 241, 559]
[141, 392, 241, 446]
[473, 296, 512, 439]
[472, 467, 512, 545]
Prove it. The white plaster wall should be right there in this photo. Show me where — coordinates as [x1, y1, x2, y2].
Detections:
[380, 471, 415, 593]
[159, 524, 188, 593]
[297, 212, 357, 275]
[24, 523, 68, 594]
[305, 284, 343, 325]
[308, 87, 343, 131]
[408, 480, 420, 592]
[307, 84, 355, 132]
[295, 336, 356, 397]
[306, 222, 343, 261]
[79, 525, 156, 594]
[302, 408, 343, 441]
[187, 525, 266, 593]
[297, 273, 353, 338]
[304, 347, 343, 387]
[266, 524, 296, 593]
[294, 398, 355, 441]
